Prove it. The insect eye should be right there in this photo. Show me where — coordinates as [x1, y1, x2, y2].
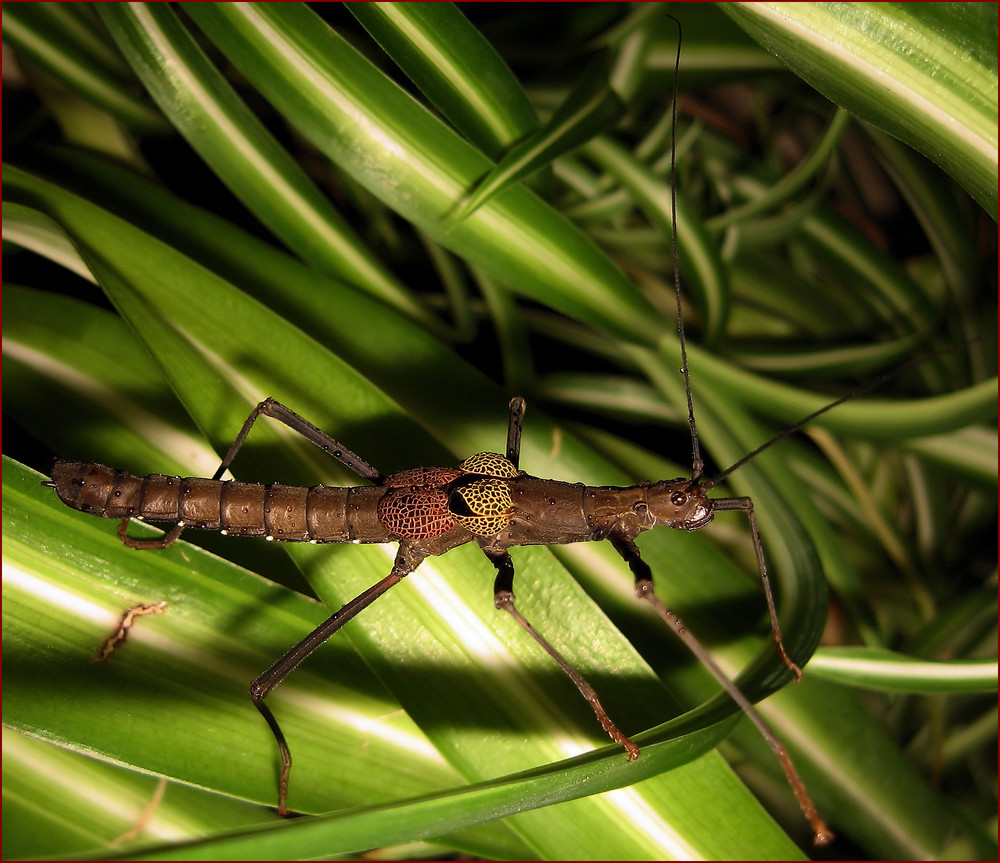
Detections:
[670, 492, 686, 506]
[459, 452, 520, 478]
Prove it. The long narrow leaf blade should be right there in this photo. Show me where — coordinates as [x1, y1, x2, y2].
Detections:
[725, 2, 998, 216]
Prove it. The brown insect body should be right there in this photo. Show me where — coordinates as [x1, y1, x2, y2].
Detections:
[490, 476, 712, 548]
[49, 460, 710, 552]
[47, 397, 833, 846]
[50, 460, 396, 544]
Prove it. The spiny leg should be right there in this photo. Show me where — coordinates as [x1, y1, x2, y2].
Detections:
[608, 530, 833, 847]
[506, 397, 526, 469]
[711, 496, 802, 680]
[484, 548, 639, 760]
[117, 398, 385, 549]
[251, 545, 423, 816]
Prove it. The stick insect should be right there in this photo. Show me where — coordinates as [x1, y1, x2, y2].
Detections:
[52, 377, 851, 843]
[45, 16, 844, 849]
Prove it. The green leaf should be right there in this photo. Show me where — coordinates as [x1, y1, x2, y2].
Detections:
[96, 3, 435, 332]
[2, 728, 278, 861]
[581, 135, 732, 346]
[454, 51, 626, 220]
[180, 1, 664, 344]
[724, 2, 999, 216]
[2, 2, 167, 133]
[347, 2, 537, 159]
[809, 647, 998, 693]
[5, 4, 994, 860]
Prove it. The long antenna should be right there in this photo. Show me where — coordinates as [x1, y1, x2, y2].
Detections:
[665, 16, 703, 483]
[660, 17, 833, 845]
[701, 339, 978, 491]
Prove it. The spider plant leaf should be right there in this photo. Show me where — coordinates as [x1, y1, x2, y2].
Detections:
[724, 2, 998, 216]
[1, 2, 167, 132]
[180, 1, 664, 344]
[808, 647, 999, 694]
[346, 2, 537, 159]
[97, 3, 433, 332]
[454, 51, 626, 221]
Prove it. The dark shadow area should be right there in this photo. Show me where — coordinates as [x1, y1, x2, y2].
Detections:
[5, 628, 693, 756]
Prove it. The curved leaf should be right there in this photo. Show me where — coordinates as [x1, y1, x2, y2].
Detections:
[181, 2, 664, 344]
[5, 4, 994, 861]
[347, 2, 537, 158]
[724, 2, 998, 216]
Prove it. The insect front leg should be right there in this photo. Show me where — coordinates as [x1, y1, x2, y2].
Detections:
[711, 496, 802, 681]
[251, 542, 426, 816]
[608, 529, 833, 846]
[609, 529, 739, 678]
[483, 547, 639, 760]
[609, 527, 792, 685]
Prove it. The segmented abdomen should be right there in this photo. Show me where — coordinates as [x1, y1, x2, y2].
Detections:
[50, 461, 392, 543]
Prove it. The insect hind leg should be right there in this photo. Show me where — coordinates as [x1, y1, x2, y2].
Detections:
[117, 398, 385, 551]
[251, 545, 421, 815]
[219, 398, 384, 484]
[117, 518, 186, 550]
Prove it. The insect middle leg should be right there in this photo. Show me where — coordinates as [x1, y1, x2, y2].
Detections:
[506, 396, 526, 468]
[117, 398, 385, 549]
[484, 548, 640, 759]
[494, 397, 638, 757]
